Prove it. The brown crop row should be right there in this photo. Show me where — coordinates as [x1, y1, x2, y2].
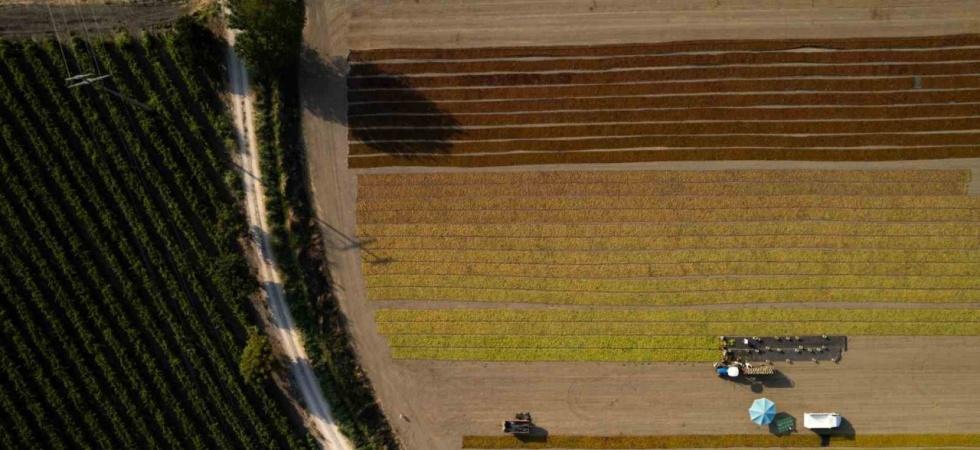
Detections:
[348, 147, 980, 168]
[349, 134, 980, 157]
[350, 49, 980, 76]
[349, 104, 980, 128]
[349, 147, 980, 168]
[349, 90, 980, 115]
[349, 34, 980, 62]
[347, 62, 980, 89]
[351, 118, 980, 142]
[357, 170, 970, 186]
[349, 76, 980, 103]
[357, 181, 966, 200]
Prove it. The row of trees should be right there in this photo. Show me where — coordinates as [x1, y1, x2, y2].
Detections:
[0, 21, 309, 449]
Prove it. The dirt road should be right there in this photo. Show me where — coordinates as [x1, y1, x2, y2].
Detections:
[0, 3, 179, 38]
[348, 0, 980, 49]
[224, 27, 353, 450]
[300, 1, 980, 449]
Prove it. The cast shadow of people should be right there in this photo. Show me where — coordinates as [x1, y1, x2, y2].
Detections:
[514, 426, 549, 444]
[727, 370, 794, 393]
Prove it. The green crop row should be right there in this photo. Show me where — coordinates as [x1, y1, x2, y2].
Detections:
[376, 308, 980, 324]
[376, 321, 980, 337]
[356, 194, 980, 212]
[386, 335, 716, 349]
[367, 274, 980, 291]
[363, 261, 980, 278]
[361, 235, 980, 251]
[391, 347, 718, 362]
[358, 222, 980, 238]
[358, 181, 966, 200]
[461, 433, 980, 449]
[368, 287, 980, 305]
[362, 249, 980, 265]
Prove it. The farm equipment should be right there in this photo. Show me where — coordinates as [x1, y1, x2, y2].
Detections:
[804, 413, 842, 429]
[502, 412, 533, 434]
[714, 360, 775, 378]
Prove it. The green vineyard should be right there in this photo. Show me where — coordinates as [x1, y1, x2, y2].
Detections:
[0, 23, 307, 449]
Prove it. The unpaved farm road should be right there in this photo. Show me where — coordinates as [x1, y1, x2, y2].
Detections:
[224, 26, 353, 450]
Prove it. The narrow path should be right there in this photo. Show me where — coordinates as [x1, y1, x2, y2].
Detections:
[224, 25, 354, 450]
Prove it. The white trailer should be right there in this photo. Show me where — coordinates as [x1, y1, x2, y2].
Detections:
[803, 413, 842, 429]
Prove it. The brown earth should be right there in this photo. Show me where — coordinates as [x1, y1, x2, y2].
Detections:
[301, 1, 980, 449]
[0, 3, 180, 38]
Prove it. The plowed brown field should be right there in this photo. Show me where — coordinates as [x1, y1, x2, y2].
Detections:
[347, 35, 980, 168]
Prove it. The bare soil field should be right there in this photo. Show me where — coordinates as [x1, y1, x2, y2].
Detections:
[0, 3, 179, 38]
[347, 0, 980, 50]
[301, 1, 980, 449]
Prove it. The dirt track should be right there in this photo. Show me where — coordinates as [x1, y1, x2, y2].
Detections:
[301, 1, 980, 449]
[348, 0, 980, 50]
[0, 3, 179, 38]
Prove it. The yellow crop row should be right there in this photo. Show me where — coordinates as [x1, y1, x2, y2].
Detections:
[363, 261, 980, 278]
[386, 335, 717, 349]
[358, 222, 980, 238]
[358, 169, 970, 187]
[357, 195, 980, 212]
[361, 249, 980, 265]
[362, 235, 980, 251]
[359, 208, 980, 225]
[376, 320, 980, 337]
[390, 347, 719, 362]
[461, 434, 980, 449]
[375, 308, 980, 324]
[366, 274, 980, 291]
[367, 286, 980, 305]
[358, 181, 965, 200]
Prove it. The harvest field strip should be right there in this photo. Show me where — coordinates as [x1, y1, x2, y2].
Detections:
[460, 433, 980, 449]
[346, 35, 980, 167]
[376, 308, 980, 362]
[359, 170, 980, 361]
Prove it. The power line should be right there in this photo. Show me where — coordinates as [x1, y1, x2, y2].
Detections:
[45, 3, 71, 76]
[73, 1, 101, 76]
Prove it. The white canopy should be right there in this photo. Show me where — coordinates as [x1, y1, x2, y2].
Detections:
[803, 413, 841, 429]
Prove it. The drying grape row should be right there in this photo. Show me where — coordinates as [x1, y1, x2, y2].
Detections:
[347, 35, 980, 167]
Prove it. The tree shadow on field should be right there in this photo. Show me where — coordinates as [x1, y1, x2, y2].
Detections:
[299, 46, 349, 124]
[337, 54, 460, 159]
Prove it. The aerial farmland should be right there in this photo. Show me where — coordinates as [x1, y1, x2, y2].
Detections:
[300, 1, 980, 449]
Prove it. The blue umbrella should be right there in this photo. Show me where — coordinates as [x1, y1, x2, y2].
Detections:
[749, 398, 776, 425]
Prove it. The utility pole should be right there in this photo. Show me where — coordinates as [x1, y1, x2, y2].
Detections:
[66, 73, 153, 112]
